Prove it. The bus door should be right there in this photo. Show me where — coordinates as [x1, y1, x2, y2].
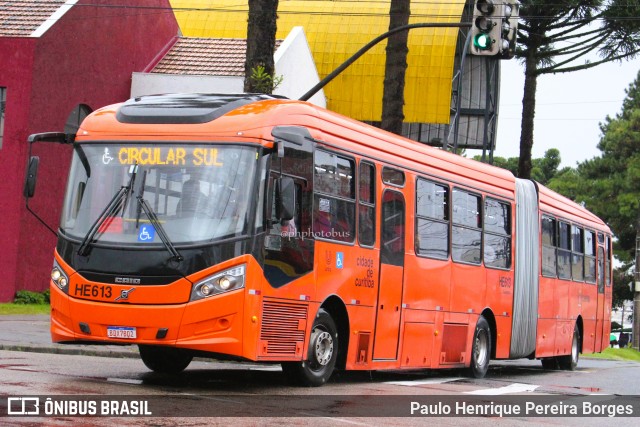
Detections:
[373, 190, 405, 360]
[595, 244, 606, 350]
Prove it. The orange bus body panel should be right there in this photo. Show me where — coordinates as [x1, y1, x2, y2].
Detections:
[50, 97, 612, 376]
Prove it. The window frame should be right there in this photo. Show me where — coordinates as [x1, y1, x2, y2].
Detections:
[605, 235, 612, 287]
[451, 187, 482, 265]
[415, 177, 450, 261]
[312, 147, 356, 244]
[541, 215, 557, 278]
[357, 160, 376, 248]
[584, 229, 596, 284]
[381, 166, 405, 187]
[483, 197, 512, 270]
[380, 189, 405, 266]
[557, 220, 572, 280]
[571, 225, 585, 282]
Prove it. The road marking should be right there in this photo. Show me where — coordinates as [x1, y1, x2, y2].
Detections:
[386, 377, 464, 386]
[248, 365, 282, 371]
[107, 378, 143, 385]
[298, 414, 370, 425]
[465, 383, 539, 395]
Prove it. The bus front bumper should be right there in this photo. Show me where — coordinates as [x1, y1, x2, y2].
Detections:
[50, 284, 246, 358]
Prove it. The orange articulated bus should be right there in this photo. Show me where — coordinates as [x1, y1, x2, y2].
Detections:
[27, 94, 613, 386]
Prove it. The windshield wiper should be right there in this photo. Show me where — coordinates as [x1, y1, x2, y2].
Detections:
[136, 196, 183, 262]
[135, 170, 147, 228]
[121, 164, 138, 215]
[77, 186, 128, 256]
[77, 164, 138, 257]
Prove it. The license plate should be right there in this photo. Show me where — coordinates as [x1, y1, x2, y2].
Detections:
[107, 326, 137, 339]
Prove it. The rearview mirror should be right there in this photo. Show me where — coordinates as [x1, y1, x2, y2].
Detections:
[23, 156, 40, 198]
[275, 176, 296, 222]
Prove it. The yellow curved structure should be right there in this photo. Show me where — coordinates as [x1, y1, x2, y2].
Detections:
[169, 0, 465, 123]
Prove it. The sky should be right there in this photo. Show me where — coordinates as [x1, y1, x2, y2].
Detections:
[494, 58, 640, 168]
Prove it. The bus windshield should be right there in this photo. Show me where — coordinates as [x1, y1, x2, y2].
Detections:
[61, 143, 258, 246]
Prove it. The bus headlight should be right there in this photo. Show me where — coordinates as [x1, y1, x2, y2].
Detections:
[191, 264, 246, 301]
[51, 260, 69, 293]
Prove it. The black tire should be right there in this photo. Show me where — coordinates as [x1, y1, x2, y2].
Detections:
[558, 324, 580, 371]
[541, 357, 559, 370]
[138, 345, 193, 374]
[281, 308, 338, 387]
[468, 316, 491, 378]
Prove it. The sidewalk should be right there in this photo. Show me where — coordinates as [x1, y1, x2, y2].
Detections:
[0, 314, 138, 358]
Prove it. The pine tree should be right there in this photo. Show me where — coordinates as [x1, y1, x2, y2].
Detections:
[245, 0, 279, 94]
[516, 0, 640, 179]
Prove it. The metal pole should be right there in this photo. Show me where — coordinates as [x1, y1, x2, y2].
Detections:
[447, 28, 473, 153]
[634, 236, 640, 349]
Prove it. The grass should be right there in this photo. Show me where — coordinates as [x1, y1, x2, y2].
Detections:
[0, 303, 50, 316]
[583, 346, 640, 362]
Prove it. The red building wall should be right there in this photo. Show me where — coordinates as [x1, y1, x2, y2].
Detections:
[0, 38, 37, 301]
[1, 0, 178, 302]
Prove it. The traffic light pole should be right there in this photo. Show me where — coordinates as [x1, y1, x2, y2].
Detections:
[299, 22, 471, 102]
[634, 237, 640, 350]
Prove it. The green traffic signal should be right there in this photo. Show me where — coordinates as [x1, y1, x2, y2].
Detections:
[473, 33, 492, 50]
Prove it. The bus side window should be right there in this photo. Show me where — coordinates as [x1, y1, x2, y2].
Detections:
[415, 178, 449, 260]
[358, 161, 375, 247]
[381, 190, 404, 266]
[268, 174, 302, 235]
[571, 225, 584, 281]
[541, 215, 557, 277]
[313, 149, 355, 243]
[584, 230, 596, 283]
[483, 198, 511, 269]
[452, 188, 481, 265]
[597, 244, 605, 291]
[557, 221, 572, 279]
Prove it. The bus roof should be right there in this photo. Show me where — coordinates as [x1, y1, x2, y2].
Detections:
[76, 94, 610, 233]
[537, 183, 610, 233]
[78, 94, 517, 198]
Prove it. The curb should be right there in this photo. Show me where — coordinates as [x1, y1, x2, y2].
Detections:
[0, 344, 140, 359]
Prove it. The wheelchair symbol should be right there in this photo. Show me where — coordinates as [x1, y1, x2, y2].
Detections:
[102, 148, 114, 165]
[336, 252, 344, 269]
[138, 225, 155, 242]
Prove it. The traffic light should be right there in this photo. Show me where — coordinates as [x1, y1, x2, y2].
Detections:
[470, 0, 500, 55]
[469, 1, 520, 58]
[498, 1, 520, 59]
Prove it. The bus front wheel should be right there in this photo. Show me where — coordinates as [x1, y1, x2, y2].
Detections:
[138, 345, 193, 374]
[281, 308, 338, 387]
[468, 316, 491, 378]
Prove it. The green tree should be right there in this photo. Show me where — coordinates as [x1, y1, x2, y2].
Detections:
[476, 148, 563, 185]
[612, 266, 634, 308]
[245, 0, 279, 94]
[516, 0, 640, 179]
[555, 71, 640, 262]
[547, 72, 640, 310]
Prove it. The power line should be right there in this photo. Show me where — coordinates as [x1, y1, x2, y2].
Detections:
[4, 0, 640, 23]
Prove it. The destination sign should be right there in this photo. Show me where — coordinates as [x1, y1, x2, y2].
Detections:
[115, 147, 224, 166]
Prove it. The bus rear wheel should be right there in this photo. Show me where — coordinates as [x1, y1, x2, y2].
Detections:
[138, 345, 193, 374]
[281, 308, 338, 387]
[468, 316, 491, 378]
[541, 358, 559, 370]
[558, 324, 580, 371]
